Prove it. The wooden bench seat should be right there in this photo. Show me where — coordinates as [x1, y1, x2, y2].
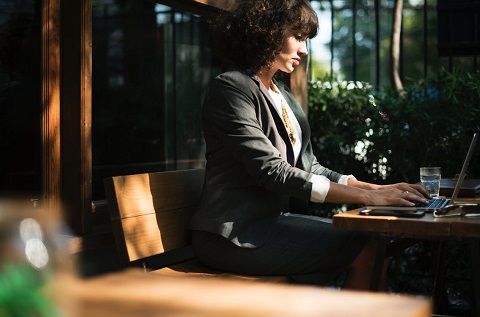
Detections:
[73, 268, 432, 317]
[104, 169, 288, 283]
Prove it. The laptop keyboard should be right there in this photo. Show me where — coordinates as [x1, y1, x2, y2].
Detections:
[414, 197, 451, 210]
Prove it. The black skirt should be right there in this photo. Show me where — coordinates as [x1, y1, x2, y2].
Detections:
[192, 212, 368, 285]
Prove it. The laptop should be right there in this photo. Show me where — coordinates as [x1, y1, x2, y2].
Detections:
[365, 132, 479, 212]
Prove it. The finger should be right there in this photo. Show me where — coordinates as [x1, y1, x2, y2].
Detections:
[408, 184, 432, 199]
[407, 187, 428, 198]
[398, 183, 430, 198]
[401, 190, 429, 205]
[398, 198, 416, 206]
[396, 194, 417, 206]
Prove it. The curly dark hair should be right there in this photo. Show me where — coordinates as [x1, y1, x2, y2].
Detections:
[212, 0, 318, 74]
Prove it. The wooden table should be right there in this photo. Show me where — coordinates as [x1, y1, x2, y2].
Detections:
[333, 209, 480, 238]
[64, 269, 431, 317]
[332, 198, 480, 317]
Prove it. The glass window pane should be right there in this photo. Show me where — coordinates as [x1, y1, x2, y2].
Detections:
[92, 1, 218, 199]
[0, 0, 42, 195]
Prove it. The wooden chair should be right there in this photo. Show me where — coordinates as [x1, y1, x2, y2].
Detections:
[104, 169, 288, 283]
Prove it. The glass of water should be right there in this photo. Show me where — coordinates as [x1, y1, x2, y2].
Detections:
[420, 167, 441, 198]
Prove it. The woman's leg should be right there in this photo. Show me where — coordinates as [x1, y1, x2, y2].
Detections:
[192, 213, 369, 285]
[342, 237, 388, 291]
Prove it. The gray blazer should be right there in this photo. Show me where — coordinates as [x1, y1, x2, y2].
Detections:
[190, 69, 343, 248]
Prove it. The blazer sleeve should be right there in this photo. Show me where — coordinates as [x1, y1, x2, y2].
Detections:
[309, 153, 343, 182]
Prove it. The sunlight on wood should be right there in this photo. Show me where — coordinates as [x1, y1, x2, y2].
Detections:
[124, 214, 165, 261]
[70, 269, 432, 317]
[114, 175, 165, 260]
[116, 175, 155, 218]
[42, 0, 61, 220]
[105, 170, 206, 263]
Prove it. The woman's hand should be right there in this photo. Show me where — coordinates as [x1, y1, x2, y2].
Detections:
[366, 183, 431, 206]
[325, 181, 431, 206]
[381, 182, 431, 198]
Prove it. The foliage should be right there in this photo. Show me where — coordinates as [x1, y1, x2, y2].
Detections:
[386, 242, 434, 294]
[327, 0, 440, 85]
[387, 240, 474, 315]
[373, 69, 480, 183]
[0, 263, 57, 317]
[307, 75, 384, 215]
[308, 76, 381, 182]
[308, 68, 480, 313]
[308, 68, 480, 189]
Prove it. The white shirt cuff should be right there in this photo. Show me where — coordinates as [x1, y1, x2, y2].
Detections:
[310, 174, 331, 203]
[338, 174, 356, 185]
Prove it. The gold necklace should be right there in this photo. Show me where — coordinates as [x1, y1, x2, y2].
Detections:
[270, 82, 296, 145]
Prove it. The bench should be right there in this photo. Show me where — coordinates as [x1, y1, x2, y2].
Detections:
[73, 268, 432, 317]
[104, 168, 288, 283]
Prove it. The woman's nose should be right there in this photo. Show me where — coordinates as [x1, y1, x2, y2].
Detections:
[299, 41, 308, 56]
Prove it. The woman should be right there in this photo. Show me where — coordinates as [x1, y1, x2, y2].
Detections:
[190, 0, 430, 289]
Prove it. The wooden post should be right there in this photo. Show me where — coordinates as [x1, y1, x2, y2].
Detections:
[42, 0, 62, 219]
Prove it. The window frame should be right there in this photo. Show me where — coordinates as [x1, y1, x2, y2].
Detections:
[43, 0, 236, 236]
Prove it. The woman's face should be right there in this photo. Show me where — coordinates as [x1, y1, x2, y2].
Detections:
[272, 27, 308, 74]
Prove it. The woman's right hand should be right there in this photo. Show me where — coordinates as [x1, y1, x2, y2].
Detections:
[365, 187, 430, 206]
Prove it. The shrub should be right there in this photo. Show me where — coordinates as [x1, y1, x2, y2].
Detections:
[307, 69, 480, 312]
[308, 69, 480, 187]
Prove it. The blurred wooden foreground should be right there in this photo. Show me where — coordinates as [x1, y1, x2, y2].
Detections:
[66, 269, 431, 317]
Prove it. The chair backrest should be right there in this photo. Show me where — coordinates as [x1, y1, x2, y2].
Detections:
[104, 169, 205, 264]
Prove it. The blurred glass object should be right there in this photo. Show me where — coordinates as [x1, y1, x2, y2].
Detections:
[0, 199, 74, 317]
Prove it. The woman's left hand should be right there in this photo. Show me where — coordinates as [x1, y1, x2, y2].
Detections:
[380, 182, 432, 200]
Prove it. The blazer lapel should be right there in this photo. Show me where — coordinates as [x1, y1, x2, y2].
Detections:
[253, 75, 296, 165]
[283, 92, 311, 156]
[273, 80, 311, 161]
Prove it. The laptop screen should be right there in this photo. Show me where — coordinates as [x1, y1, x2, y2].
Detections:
[451, 132, 479, 202]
